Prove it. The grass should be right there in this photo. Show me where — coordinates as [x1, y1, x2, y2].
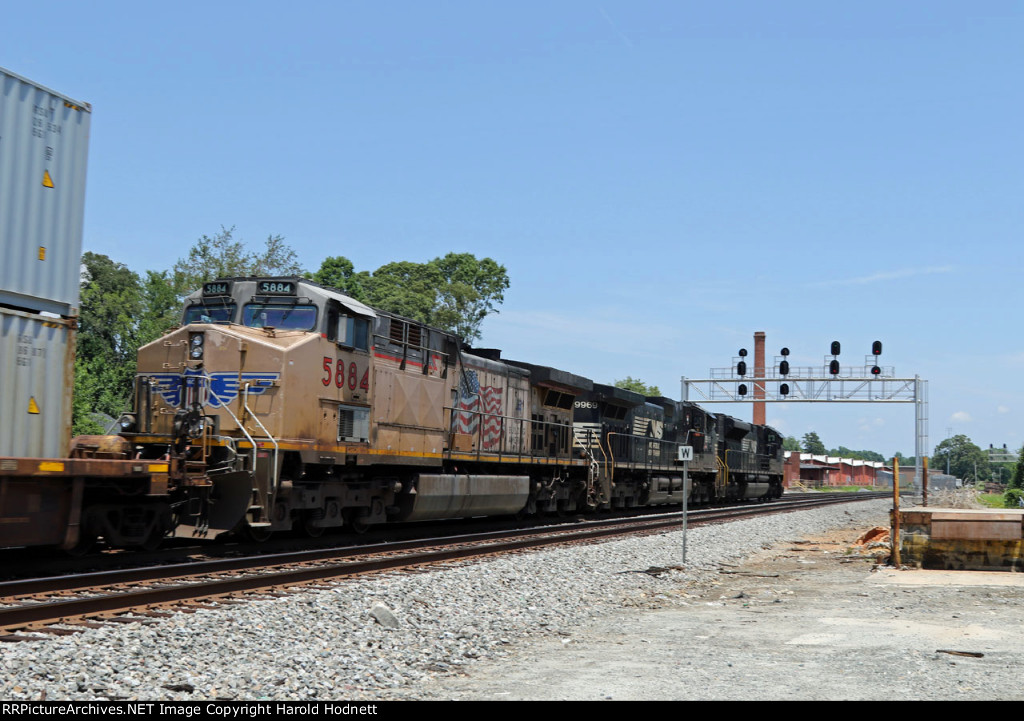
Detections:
[977, 493, 1007, 508]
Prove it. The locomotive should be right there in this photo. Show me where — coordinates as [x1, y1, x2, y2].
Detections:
[20, 276, 785, 550]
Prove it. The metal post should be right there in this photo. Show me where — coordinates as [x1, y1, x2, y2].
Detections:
[914, 376, 922, 492]
[922, 456, 929, 507]
[682, 458, 689, 566]
[892, 456, 901, 567]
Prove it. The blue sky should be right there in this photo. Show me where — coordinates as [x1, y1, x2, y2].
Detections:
[6, 1, 1022, 458]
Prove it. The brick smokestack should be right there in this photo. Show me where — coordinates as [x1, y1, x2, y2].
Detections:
[753, 331, 766, 425]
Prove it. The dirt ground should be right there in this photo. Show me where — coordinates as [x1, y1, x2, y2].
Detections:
[416, 521, 1024, 701]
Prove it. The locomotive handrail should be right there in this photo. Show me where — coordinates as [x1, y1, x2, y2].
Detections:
[721, 449, 779, 486]
[213, 397, 273, 527]
[373, 332, 450, 375]
[443, 405, 577, 464]
[244, 382, 281, 502]
[214, 398, 257, 470]
[571, 427, 602, 488]
[603, 432, 695, 478]
[454, 405, 528, 462]
[723, 448, 761, 475]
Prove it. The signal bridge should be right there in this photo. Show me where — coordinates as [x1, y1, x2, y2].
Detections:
[688, 362, 920, 404]
[681, 341, 928, 487]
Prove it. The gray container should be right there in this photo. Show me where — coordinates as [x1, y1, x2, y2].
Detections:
[0, 67, 91, 316]
[0, 307, 75, 458]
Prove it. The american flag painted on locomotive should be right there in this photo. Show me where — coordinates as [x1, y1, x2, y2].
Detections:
[456, 370, 504, 450]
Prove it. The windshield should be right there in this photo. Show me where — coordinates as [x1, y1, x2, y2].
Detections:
[183, 304, 236, 324]
[243, 303, 317, 330]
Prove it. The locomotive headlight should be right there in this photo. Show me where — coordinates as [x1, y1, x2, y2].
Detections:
[188, 332, 205, 360]
[118, 414, 137, 432]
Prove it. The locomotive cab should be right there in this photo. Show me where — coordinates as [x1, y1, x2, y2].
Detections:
[125, 277, 386, 539]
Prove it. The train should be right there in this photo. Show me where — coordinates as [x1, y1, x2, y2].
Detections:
[1, 275, 782, 551]
[0, 68, 783, 553]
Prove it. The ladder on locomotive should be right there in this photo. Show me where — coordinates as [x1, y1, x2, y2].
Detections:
[572, 426, 606, 507]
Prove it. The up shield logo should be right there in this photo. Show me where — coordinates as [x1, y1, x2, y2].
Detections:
[148, 369, 280, 409]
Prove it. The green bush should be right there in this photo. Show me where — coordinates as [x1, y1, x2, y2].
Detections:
[1002, 488, 1024, 509]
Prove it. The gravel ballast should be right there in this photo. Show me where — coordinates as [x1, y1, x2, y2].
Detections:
[3, 498, 1021, 701]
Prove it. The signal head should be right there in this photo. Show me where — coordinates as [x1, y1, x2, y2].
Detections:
[738, 383, 748, 396]
[871, 365, 881, 376]
[830, 341, 841, 356]
[829, 359, 840, 375]
[739, 348, 748, 357]
[736, 360, 747, 377]
[872, 340, 882, 356]
[780, 383, 790, 396]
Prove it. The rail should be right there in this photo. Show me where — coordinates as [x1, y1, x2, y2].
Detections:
[0, 494, 866, 635]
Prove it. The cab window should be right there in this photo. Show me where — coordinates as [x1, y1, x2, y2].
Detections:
[184, 304, 236, 324]
[243, 303, 317, 330]
[336, 315, 371, 351]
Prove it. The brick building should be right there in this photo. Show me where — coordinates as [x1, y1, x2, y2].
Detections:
[783, 452, 885, 488]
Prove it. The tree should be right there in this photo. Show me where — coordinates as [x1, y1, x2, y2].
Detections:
[932, 435, 991, 484]
[74, 253, 147, 434]
[252, 233, 301, 277]
[613, 377, 661, 396]
[429, 253, 510, 342]
[830, 446, 885, 463]
[783, 436, 802, 452]
[136, 270, 180, 344]
[308, 256, 369, 302]
[171, 226, 302, 299]
[893, 451, 916, 467]
[312, 253, 510, 343]
[802, 432, 826, 455]
[1009, 444, 1024, 490]
[363, 260, 443, 324]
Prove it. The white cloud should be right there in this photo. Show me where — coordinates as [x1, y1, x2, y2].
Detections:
[950, 411, 972, 423]
[997, 405, 1010, 414]
[487, 308, 675, 381]
[857, 417, 885, 433]
[807, 265, 953, 288]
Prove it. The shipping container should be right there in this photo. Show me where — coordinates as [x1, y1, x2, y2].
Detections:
[0, 66, 91, 316]
[0, 307, 75, 458]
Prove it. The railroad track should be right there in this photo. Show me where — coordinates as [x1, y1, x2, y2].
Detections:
[0, 493, 887, 638]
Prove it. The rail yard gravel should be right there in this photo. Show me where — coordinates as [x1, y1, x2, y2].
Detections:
[3, 497, 1023, 702]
